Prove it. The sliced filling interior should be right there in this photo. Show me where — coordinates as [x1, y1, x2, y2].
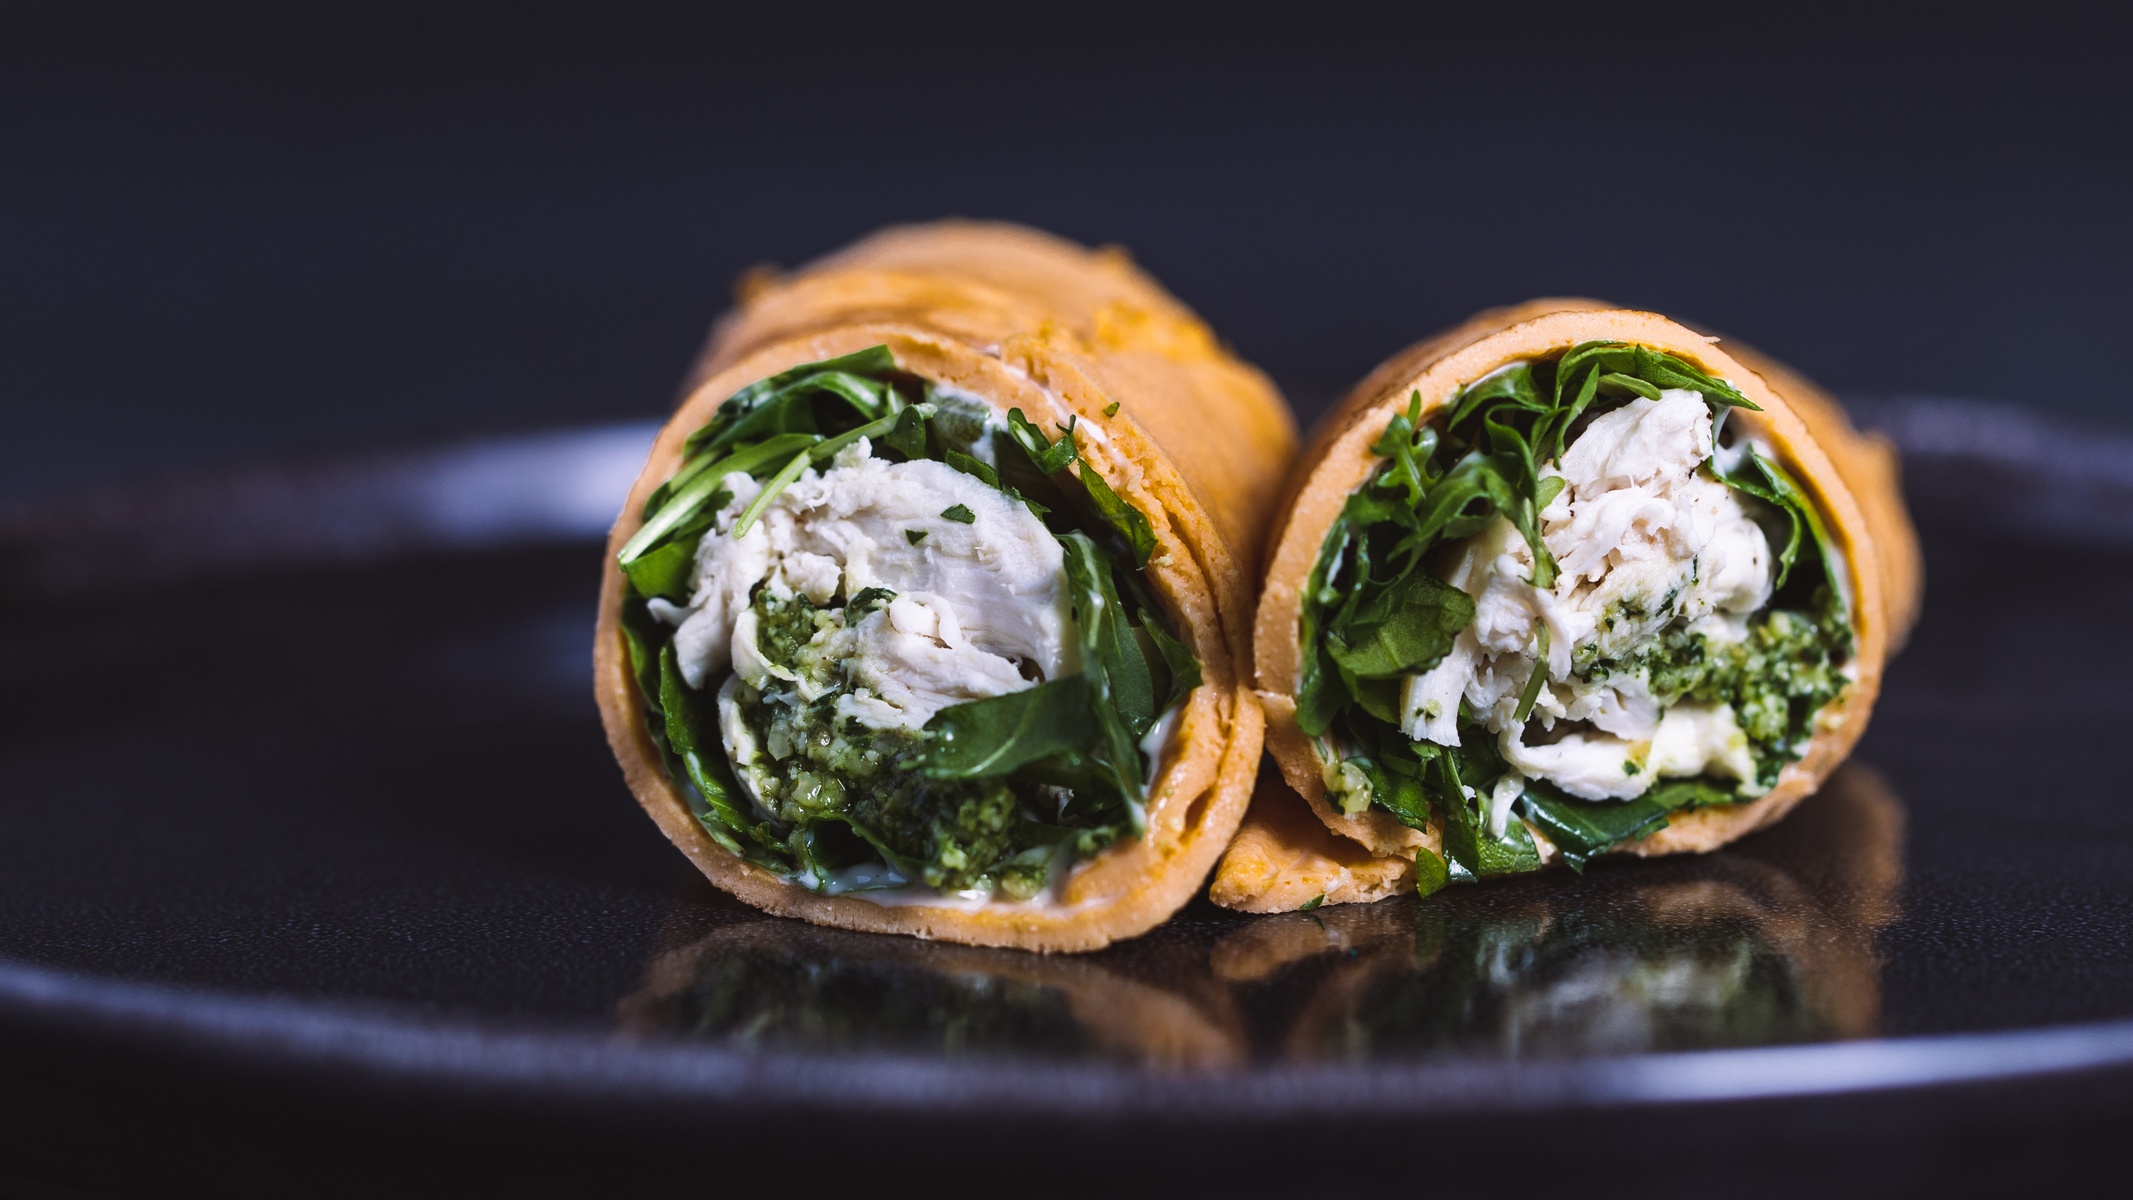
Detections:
[1297, 343, 1853, 885]
[617, 347, 1197, 904]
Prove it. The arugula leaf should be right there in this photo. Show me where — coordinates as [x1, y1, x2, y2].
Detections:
[619, 432, 816, 566]
[1005, 408, 1078, 474]
[1066, 535, 1158, 736]
[728, 409, 922, 542]
[1514, 780, 1672, 871]
[1716, 449, 1803, 587]
[1712, 444, 1846, 610]
[1356, 753, 1432, 831]
[1077, 465, 1159, 568]
[1514, 774, 1737, 871]
[1295, 509, 1363, 737]
[1544, 340, 1760, 462]
[1413, 846, 1450, 897]
[1537, 357, 1603, 463]
[1641, 777, 1741, 810]
[1512, 624, 1551, 724]
[1061, 533, 1154, 818]
[1443, 814, 1543, 878]
[731, 446, 816, 538]
[799, 814, 925, 886]
[1372, 391, 1439, 504]
[1447, 363, 1545, 428]
[1141, 617, 1202, 712]
[943, 447, 1000, 489]
[1749, 451, 1847, 606]
[1599, 372, 1662, 402]
[1632, 344, 1756, 413]
[687, 345, 900, 458]
[1418, 739, 1541, 879]
[1325, 569, 1475, 679]
[1481, 410, 1558, 588]
[1014, 748, 1129, 805]
[621, 532, 701, 602]
[918, 675, 1100, 780]
[618, 595, 669, 746]
[1406, 450, 1520, 555]
[651, 429, 829, 519]
[658, 644, 790, 870]
[882, 404, 931, 460]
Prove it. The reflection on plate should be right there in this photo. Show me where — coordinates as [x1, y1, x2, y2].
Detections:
[1218, 764, 1904, 1059]
[620, 919, 1245, 1067]
[620, 765, 1901, 1064]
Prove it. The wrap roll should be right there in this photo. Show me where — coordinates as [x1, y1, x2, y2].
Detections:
[596, 221, 1296, 951]
[1215, 300, 1919, 912]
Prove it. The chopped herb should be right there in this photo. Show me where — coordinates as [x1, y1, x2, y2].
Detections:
[906, 529, 927, 545]
[1300, 894, 1325, 911]
[941, 503, 976, 524]
[1512, 624, 1551, 724]
[1102, 401, 1121, 417]
[845, 586, 895, 624]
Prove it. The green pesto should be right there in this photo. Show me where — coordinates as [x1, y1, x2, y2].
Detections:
[1580, 586, 1852, 792]
[734, 593, 1118, 899]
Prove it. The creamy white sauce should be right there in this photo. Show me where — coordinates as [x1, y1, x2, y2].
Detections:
[846, 876, 1106, 914]
[792, 860, 910, 895]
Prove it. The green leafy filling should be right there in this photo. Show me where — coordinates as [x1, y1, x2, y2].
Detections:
[618, 346, 1193, 897]
[1298, 343, 1854, 886]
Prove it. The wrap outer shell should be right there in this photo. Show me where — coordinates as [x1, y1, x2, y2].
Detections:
[596, 221, 1296, 951]
[1215, 300, 1920, 913]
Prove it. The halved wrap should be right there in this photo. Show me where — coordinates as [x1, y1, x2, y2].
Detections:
[596, 221, 1296, 951]
[1214, 300, 1920, 912]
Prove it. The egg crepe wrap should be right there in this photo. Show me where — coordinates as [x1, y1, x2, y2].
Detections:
[1214, 300, 1919, 913]
[596, 221, 1296, 951]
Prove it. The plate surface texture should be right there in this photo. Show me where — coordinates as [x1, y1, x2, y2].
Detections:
[3, 400, 2130, 1188]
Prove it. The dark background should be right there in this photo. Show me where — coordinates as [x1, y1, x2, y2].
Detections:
[7, 7, 2133, 1192]
[5, 2, 2129, 504]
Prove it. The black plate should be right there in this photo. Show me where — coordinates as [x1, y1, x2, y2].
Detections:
[4, 400, 2131, 1191]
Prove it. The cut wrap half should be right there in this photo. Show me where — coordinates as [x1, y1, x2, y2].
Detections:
[596, 221, 1296, 951]
[1215, 300, 1919, 913]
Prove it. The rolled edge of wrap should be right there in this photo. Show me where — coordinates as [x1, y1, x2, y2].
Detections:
[1219, 302, 1918, 911]
[596, 222, 1297, 952]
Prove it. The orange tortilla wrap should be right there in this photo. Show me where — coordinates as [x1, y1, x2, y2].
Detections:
[596, 221, 1296, 951]
[1215, 301, 1919, 913]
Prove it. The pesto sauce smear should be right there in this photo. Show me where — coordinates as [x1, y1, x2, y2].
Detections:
[1298, 343, 1854, 886]
[616, 347, 1195, 902]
